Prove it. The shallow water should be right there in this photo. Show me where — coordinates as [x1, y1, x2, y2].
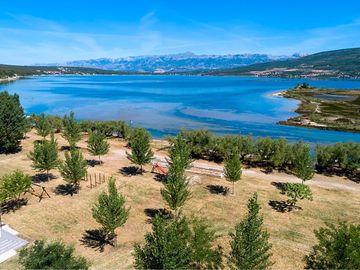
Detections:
[1, 75, 360, 144]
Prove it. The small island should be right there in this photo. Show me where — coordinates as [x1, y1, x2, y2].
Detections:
[278, 83, 360, 133]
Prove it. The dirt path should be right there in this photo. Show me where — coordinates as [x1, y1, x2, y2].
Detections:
[108, 147, 360, 193]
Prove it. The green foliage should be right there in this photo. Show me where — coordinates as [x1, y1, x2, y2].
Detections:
[134, 215, 222, 269]
[28, 135, 59, 180]
[168, 133, 192, 173]
[305, 222, 360, 269]
[92, 177, 129, 240]
[282, 183, 313, 209]
[292, 142, 314, 182]
[58, 148, 87, 189]
[224, 149, 242, 195]
[19, 240, 89, 270]
[0, 170, 32, 202]
[87, 130, 109, 162]
[62, 112, 81, 147]
[126, 128, 154, 171]
[35, 113, 52, 138]
[0, 91, 28, 152]
[228, 193, 273, 270]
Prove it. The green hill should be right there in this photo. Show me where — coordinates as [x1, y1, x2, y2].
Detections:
[208, 48, 360, 79]
[0, 64, 138, 79]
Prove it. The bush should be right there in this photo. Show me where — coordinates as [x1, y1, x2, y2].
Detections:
[0, 170, 32, 203]
[282, 183, 313, 210]
[305, 222, 360, 269]
[19, 240, 89, 269]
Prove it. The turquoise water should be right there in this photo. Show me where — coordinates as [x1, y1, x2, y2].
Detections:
[1, 75, 360, 144]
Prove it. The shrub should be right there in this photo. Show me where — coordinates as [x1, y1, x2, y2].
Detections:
[0, 170, 32, 203]
[19, 240, 89, 269]
[283, 183, 313, 210]
[305, 222, 360, 269]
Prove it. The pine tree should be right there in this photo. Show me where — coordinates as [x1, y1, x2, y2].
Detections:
[87, 130, 110, 163]
[35, 113, 52, 138]
[0, 91, 28, 152]
[92, 177, 129, 244]
[228, 193, 273, 270]
[58, 147, 87, 193]
[168, 133, 192, 173]
[126, 128, 153, 172]
[224, 149, 242, 195]
[28, 134, 59, 181]
[134, 216, 222, 269]
[62, 112, 81, 147]
[161, 171, 191, 217]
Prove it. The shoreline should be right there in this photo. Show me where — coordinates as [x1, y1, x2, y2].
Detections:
[0, 75, 20, 84]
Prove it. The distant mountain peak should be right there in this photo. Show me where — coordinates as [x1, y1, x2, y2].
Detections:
[41, 52, 298, 72]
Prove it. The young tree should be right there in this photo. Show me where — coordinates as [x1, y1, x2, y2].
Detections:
[19, 240, 89, 270]
[228, 193, 273, 270]
[35, 113, 52, 138]
[168, 133, 192, 173]
[282, 183, 313, 211]
[0, 170, 32, 203]
[58, 148, 87, 193]
[92, 177, 129, 245]
[126, 128, 153, 172]
[0, 91, 28, 152]
[134, 215, 222, 269]
[62, 112, 81, 147]
[87, 130, 109, 163]
[224, 150, 242, 195]
[161, 170, 191, 217]
[305, 222, 360, 269]
[292, 142, 314, 183]
[28, 135, 59, 181]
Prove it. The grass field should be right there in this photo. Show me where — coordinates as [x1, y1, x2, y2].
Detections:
[0, 130, 359, 269]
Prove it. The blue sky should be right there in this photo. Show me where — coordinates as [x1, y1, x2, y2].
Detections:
[1, 0, 360, 64]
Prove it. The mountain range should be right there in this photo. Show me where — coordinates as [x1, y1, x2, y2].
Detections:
[44, 52, 299, 73]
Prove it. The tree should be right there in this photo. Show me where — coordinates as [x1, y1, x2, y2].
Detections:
[0, 91, 28, 152]
[161, 170, 191, 217]
[228, 193, 273, 270]
[35, 113, 52, 138]
[305, 222, 360, 269]
[292, 142, 314, 183]
[224, 149, 242, 195]
[87, 130, 109, 163]
[92, 177, 129, 244]
[62, 112, 81, 147]
[168, 133, 192, 173]
[126, 128, 153, 172]
[134, 215, 221, 269]
[58, 148, 87, 193]
[19, 240, 89, 270]
[282, 183, 313, 211]
[0, 170, 32, 203]
[28, 134, 59, 181]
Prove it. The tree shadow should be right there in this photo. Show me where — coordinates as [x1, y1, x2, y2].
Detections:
[153, 174, 167, 183]
[59, 145, 71, 151]
[261, 166, 273, 174]
[206, 185, 230, 196]
[0, 146, 22, 154]
[87, 159, 102, 167]
[32, 173, 56, 183]
[119, 166, 142, 176]
[271, 182, 286, 193]
[268, 200, 301, 213]
[54, 184, 79, 196]
[80, 229, 112, 252]
[144, 208, 172, 223]
[0, 198, 28, 214]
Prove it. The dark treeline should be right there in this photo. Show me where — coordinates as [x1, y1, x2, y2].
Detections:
[20, 112, 360, 182]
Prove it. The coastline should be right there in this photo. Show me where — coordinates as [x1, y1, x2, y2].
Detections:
[0, 75, 20, 84]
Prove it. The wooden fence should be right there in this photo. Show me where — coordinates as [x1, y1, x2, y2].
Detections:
[85, 172, 107, 188]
